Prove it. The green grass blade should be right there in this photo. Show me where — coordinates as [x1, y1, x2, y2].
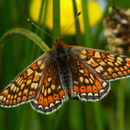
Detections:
[53, 0, 60, 38]
[0, 27, 50, 52]
[81, 0, 92, 47]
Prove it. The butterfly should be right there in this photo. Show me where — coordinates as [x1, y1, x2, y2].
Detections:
[0, 37, 130, 114]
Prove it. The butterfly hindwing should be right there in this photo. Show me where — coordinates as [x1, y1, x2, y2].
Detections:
[70, 58, 110, 101]
[0, 54, 48, 107]
[31, 61, 67, 114]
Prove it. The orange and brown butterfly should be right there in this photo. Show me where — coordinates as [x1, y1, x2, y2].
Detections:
[0, 38, 130, 114]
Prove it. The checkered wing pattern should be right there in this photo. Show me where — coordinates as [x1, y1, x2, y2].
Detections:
[70, 58, 110, 101]
[31, 61, 67, 114]
[71, 47, 130, 82]
[0, 54, 48, 107]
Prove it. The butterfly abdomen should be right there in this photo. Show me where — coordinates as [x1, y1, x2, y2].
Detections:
[50, 46, 73, 95]
[58, 63, 72, 93]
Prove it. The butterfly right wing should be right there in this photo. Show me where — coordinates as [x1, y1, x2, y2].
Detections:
[69, 57, 110, 101]
[31, 61, 67, 114]
[71, 46, 130, 82]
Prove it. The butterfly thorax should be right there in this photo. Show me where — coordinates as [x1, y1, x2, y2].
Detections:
[49, 38, 73, 96]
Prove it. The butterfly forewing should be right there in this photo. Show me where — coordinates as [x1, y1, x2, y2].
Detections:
[71, 47, 130, 81]
[31, 61, 67, 114]
[70, 57, 110, 101]
[0, 54, 49, 107]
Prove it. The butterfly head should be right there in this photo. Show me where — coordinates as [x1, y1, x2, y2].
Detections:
[49, 38, 71, 62]
[52, 37, 65, 49]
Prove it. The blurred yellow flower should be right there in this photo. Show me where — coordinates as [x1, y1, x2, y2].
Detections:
[30, 0, 102, 34]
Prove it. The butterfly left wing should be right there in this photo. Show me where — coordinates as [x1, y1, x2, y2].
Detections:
[0, 54, 49, 107]
[71, 46, 130, 82]
[31, 61, 67, 114]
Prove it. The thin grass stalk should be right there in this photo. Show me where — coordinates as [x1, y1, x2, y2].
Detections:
[81, 0, 92, 47]
[53, 0, 60, 39]
[117, 80, 125, 130]
[72, 0, 82, 43]
[93, 103, 104, 130]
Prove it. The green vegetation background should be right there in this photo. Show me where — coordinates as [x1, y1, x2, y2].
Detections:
[0, 0, 130, 130]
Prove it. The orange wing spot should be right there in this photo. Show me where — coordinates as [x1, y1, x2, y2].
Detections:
[124, 66, 128, 70]
[92, 85, 98, 93]
[120, 67, 124, 71]
[123, 71, 128, 75]
[80, 50, 87, 54]
[107, 67, 114, 73]
[97, 59, 103, 62]
[38, 94, 44, 104]
[7, 94, 11, 99]
[23, 72, 27, 78]
[33, 75, 40, 81]
[107, 76, 112, 79]
[28, 96, 32, 99]
[11, 95, 14, 100]
[43, 97, 48, 106]
[126, 63, 130, 67]
[14, 94, 17, 99]
[128, 69, 130, 73]
[17, 97, 21, 103]
[23, 89, 29, 95]
[101, 53, 107, 58]
[95, 80, 103, 90]
[114, 67, 119, 71]
[73, 85, 79, 93]
[44, 80, 49, 87]
[87, 50, 94, 56]
[6, 99, 9, 105]
[10, 100, 13, 104]
[126, 58, 130, 64]
[13, 99, 16, 104]
[102, 72, 108, 77]
[118, 71, 124, 77]
[29, 75, 33, 79]
[29, 91, 35, 96]
[18, 91, 22, 96]
[84, 69, 89, 76]
[80, 86, 87, 93]
[31, 63, 38, 70]
[86, 85, 93, 93]
[22, 96, 27, 101]
[113, 73, 118, 78]
[59, 90, 65, 98]
[2, 89, 9, 96]
[53, 94, 60, 101]
[47, 96, 54, 103]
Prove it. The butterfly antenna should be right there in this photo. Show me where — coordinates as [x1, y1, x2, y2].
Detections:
[65, 12, 81, 33]
[26, 18, 53, 39]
